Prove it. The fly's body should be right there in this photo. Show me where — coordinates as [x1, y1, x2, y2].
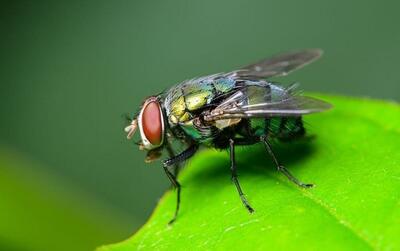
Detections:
[163, 75, 306, 148]
[125, 49, 332, 224]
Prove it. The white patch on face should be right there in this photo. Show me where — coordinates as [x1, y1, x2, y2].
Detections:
[124, 120, 138, 139]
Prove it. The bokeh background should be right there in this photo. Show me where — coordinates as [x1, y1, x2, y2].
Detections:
[1, 0, 399, 250]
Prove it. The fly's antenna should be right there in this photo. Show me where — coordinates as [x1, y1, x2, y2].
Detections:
[125, 119, 138, 139]
[123, 113, 132, 123]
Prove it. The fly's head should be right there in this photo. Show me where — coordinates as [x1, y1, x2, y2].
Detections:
[125, 96, 166, 163]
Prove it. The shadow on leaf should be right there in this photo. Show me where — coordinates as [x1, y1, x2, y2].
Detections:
[184, 139, 316, 187]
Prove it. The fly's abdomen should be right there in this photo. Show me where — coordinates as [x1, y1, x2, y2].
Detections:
[250, 117, 305, 140]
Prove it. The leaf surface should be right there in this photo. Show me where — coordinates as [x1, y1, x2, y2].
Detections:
[99, 95, 400, 251]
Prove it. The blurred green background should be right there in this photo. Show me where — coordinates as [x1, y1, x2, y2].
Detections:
[0, 0, 399, 250]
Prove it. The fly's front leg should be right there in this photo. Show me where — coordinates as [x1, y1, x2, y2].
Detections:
[165, 140, 181, 176]
[162, 144, 198, 224]
[260, 135, 313, 188]
[229, 139, 254, 213]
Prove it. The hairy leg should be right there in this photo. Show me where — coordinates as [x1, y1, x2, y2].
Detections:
[162, 144, 198, 224]
[261, 135, 313, 188]
[229, 139, 254, 213]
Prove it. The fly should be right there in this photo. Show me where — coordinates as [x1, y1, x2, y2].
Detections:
[124, 49, 332, 224]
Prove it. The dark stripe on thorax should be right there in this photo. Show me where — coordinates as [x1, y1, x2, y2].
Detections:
[180, 87, 191, 113]
[210, 82, 218, 96]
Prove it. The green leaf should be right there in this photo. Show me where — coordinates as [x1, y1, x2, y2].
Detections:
[0, 147, 132, 251]
[98, 95, 400, 251]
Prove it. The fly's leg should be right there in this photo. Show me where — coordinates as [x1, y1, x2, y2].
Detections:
[162, 165, 181, 225]
[162, 144, 198, 224]
[165, 140, 181, 176]
[260, 135, 313, 188]
[163, 144, 198, 167]
[229, 139, 254, 213]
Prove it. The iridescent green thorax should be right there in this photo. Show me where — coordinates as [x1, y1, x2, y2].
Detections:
[163, 76, 235, 138]
[165, 77, 236, 123]
[162, 75, 238, 143]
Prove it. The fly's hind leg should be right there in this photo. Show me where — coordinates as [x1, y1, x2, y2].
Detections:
[260, 135, 313, 188]
[229, 139, 254, 213]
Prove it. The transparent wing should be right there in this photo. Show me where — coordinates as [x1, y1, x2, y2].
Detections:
[204, 84, 332, 122]
[234, 49, 323, 79]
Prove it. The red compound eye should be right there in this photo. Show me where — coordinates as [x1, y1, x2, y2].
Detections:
[141, 100, 163, 146]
